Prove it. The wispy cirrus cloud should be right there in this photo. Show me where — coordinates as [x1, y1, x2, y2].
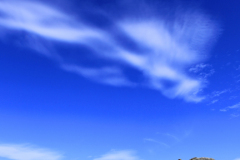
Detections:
[189, 63, 210, 73]
[0, 0, 104, 42]
[212, 89, 228, 98]
[94, 150, 140, 160]
[164, 133, 180, 142]
[220, 102, 240, 112]
[208, 99, 219, 105]
[144, 138, 170, 148]
[0, 0, 219, 102]
[189, 63, 215, 84]
[0, 144, 63, 160]
[61, 64, 133, 86]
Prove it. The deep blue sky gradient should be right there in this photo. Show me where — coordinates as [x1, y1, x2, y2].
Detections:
[0, 0, 240, 160]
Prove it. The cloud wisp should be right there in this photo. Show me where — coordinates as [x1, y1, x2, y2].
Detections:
[220, 102, 240, 112]
[0, 0, 219, 102]
[94, 150, 140, 160]
[189, 63, 210, 73]
[189, 63, 215, 81]
[208, 99, 219, 105]
[0, 144, 63, 160]
[144, 138, 170, 148]
[211, 90, 228, 98]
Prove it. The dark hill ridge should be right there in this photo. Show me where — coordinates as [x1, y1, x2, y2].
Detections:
[178, 158, 214, 160]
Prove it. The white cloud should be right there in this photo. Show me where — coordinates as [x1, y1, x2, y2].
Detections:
[208, 99, 219, 105]
[211, 99, 218, 104]
[199, 69, 215, 79]
[144, 138, 169, 148]
[0, 144, 63, 160]
[0, 0, 105, 43]
[164, 133, 180, 142]
[229, 102, 240, 109]
[231, 114, 240, 118]
[97, 17, 215, 102]
[189, 63, 215, 81]
[220, 102, 240, 112]
[0, 0, 218, 102]
[212, 90, 228, 97]
[219, 109, 227, 112]
[189, 63, 210, 73]
[61, 64, 133, 86]
[94, 150, 140, 160]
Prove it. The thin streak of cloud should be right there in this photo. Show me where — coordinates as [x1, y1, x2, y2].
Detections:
[0, 0, 219, 102]
[61, 64, 134, 86]
[229, 102, 240, 109]
[230, 113, 240, 118]
[219, 108, 227, 112]
[164, 133, 180, 142]
[189, 63, 210, 73]
[144, 138, 170, 148]
[94, 150, 140, 160]
[0, 144, 63, 160]
[199, 69, 215, 79]
[211, 89, 228, 97]
[220, 102, 240, 112]
[189, 63, 215, 82]
[208, 99, 219, 105]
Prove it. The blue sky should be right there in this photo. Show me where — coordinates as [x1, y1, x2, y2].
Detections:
[0, 0, 240, 160]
